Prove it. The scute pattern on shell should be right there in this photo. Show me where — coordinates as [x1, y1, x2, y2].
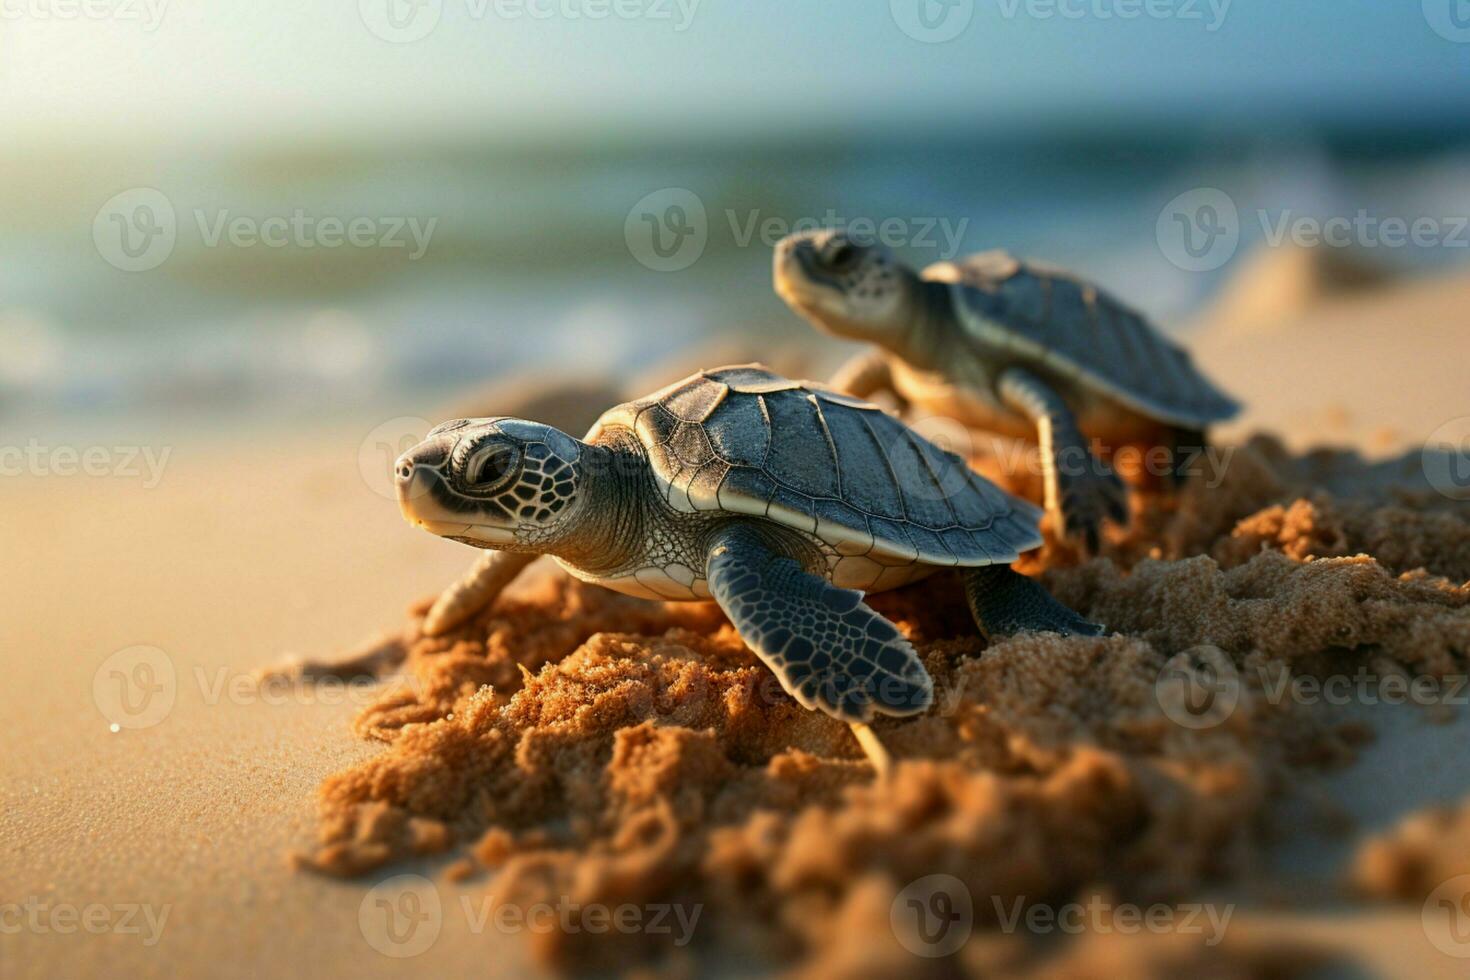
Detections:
[927, 251, 1241, 427]
[589, 365, 1045, 569]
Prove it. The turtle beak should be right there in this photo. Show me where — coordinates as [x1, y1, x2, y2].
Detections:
[773, 237, 822, 305]
[775, 237, 855, 327]
[394, 438, 520, 547]
[394, 439, 457, 526]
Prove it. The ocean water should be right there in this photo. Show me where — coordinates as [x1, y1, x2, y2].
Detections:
[3, 126, 1468, 437]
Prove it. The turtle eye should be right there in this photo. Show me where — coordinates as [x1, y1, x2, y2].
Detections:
[463, 444, 519, 491]
[824, 241, 859, 271]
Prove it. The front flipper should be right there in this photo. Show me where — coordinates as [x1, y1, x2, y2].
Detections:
[705, 523, 932, 723]
[998, 367, 1128, 552]
[828, 348, 899, 404]
[423, 550, 537, 636]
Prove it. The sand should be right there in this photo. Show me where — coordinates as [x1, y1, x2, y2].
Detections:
[282, 434, 1469, 973]
[6, 253, 1470, 978]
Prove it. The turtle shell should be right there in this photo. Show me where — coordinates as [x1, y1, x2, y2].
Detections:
[926, 251, 1240, 427]
[586, 364, 1043, 568]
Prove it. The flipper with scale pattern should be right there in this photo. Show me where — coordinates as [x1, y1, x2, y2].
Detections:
[706, 523, 933, 723]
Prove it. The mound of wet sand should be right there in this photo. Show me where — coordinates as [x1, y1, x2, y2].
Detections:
[285, 434, 1470, 974]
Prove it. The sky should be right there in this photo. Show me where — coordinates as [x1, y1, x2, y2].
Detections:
[0, 0, 1467, 144]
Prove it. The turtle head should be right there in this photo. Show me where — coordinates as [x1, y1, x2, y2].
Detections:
[394, 418, 586, 552]
[774, 229, 916, 344]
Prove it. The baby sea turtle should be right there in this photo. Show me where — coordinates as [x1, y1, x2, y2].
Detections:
[394, 364, 1101, 724]
[773, 230, 1241, 550]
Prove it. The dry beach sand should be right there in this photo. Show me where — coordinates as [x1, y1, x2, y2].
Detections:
[5, 250, 1470, 978]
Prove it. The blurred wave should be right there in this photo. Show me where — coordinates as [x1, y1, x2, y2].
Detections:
[3, 124, 1469, 428]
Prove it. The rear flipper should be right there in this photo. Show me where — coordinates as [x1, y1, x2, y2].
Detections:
[963, 565, 1104, 641]
[706, 523, 933, 723]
